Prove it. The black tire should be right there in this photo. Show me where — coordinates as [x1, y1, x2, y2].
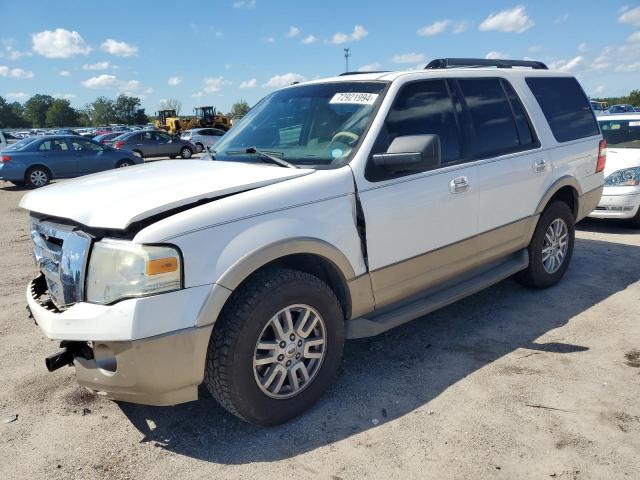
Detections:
[180, 147, 193, 159]
[516, 201, 575, 289]
[25, 166, 51, 188]
[204, 268, 345, 425]
[195, 142, 204, 153]
[116, 159, 134, 168]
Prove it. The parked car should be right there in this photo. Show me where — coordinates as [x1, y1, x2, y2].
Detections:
[608, 104, 637, 114]
[113, 130, 196, 159]
[589, 114, 640, 226]
[21, 58, 604, 425]
[180, 128, 225, 152]
[0, 135, 142, 187]
[55, 128, 80, 136]
[0, 130, 21, 150]
[94, 131, 127, 147]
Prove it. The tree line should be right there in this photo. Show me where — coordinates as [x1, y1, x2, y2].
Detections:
[592, 89, 640, 107]
[0, 94, 149, 129]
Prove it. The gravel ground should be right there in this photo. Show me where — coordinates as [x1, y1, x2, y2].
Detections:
[0, 179, 639, 480]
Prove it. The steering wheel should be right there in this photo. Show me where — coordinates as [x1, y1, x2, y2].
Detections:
[330, 131, 359, 146]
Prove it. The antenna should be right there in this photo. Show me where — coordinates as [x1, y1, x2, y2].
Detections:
[344, 48, 351, 73]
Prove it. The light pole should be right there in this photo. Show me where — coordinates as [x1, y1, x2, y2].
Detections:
[344, 48, 351, 73]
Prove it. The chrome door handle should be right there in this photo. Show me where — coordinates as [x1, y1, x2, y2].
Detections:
[449, 176, 470, 194]
[533, 158, 547, 173]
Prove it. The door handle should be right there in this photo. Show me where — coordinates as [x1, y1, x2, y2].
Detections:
[533, 158, 547, 173]
[449, 176, 470, 194]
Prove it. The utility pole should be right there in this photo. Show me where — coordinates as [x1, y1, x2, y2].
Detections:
[344, 48, 351, 73]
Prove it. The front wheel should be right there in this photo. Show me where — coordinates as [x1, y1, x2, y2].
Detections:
[516, 201, 575, 288]
[180, 147, 192, 159]
[204, 268, 345, 425]
[116, 160, 133, 168]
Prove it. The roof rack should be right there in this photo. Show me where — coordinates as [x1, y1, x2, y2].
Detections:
[339, 71, 389, 76]
[425, 58, 548, 70]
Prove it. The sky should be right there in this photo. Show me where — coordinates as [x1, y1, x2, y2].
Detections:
[1, 1, 640, 115]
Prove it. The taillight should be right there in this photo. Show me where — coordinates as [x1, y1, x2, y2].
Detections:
[596, 139, 606, 173]
[114, 141, 124, 149]
[1, 155, 10, 163]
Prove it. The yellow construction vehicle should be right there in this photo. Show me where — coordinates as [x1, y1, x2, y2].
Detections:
[154, 109, 183, 135]
[181, 106, 232, 132]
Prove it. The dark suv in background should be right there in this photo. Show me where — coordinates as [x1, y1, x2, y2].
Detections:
[113, 130, 197, 159]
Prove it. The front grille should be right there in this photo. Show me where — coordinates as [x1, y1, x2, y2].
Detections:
[30, 218, 92, 310]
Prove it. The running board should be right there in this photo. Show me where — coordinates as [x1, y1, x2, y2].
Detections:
[346, 249, 529, 339]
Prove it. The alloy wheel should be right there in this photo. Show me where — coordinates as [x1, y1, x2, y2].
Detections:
[253, 304, 326, 399]
[542, 218, 569, 274]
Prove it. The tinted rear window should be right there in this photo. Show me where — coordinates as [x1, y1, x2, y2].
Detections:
[526, 77, 599, 142]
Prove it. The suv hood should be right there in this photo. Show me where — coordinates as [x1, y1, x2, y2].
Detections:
[20, 160, 313, 230]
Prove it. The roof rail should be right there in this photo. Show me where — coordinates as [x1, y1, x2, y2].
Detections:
[425, 58, 548, 70]
[339, 71, 389, 76]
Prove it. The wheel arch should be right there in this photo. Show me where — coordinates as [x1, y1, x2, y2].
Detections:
[196, 238, 375, 328]
[24, 164, 53, 181]
[535, 176, 582, 220]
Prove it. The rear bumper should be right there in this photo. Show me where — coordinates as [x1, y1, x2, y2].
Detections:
[588, 187, 640, 219]
[0, 163, 26, 181]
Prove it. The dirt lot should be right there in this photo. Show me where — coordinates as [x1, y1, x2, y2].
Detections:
[0, 180, 639, 480]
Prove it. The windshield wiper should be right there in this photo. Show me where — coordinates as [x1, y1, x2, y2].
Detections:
[245, 146, 298, 169]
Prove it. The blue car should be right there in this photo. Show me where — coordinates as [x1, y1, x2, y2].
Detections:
[0, 135, 143, 188]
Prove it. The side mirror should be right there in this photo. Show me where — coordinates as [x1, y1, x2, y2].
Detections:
[372, 134, 441, 173]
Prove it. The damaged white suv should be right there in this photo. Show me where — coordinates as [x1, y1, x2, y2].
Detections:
[22, 58, 604, 425]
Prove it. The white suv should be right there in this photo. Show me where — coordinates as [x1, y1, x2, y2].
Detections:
[21, 58, 604, 425]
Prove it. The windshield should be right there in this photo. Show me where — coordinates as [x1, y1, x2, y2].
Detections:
[213, 81, 387, 167]
[5, 137, 38, 151]
[599, 119, 640, 149]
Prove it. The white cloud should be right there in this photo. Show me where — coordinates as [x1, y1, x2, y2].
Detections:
[549, 56, 583, 72]
[263, 36, 276, 43]
[6, 92, 28, 101]
[528, 45, 543, 53]
[101, 38, 138, 57]
[628, 31, 640, 43]
[578, 42, 589, 53]
[54, 93, 76, 100]
[286, 26, 300, 38]
[191, 91, 204, 98]
[331, 25, 368, 45]
[82, 74, 119, 89]
[203, 76, 230, 93]
[239, 78, 257, 89]
[554, 13, 569, 25]
[58, 70, 71, 77]
[479, 5, 534, 33]
[452, 21, 469, 34]
[592, 85, 605, 95]
[263, 73, 305, 88]
[233, 0, 256, 8]
[619, 6, 640, 27]
[82, 61, 113, 70]
[392, 52, 425, 63]
[615, 62, 640, 72]
[358, 62, 382, 71]
[168, 76, 182, 86]
[0, 66, 34, 79]
[485, 51, 509, 59]
[417, 20, 450, 36]
[31, 29, 91, 58]
[302, 34, 317, 44]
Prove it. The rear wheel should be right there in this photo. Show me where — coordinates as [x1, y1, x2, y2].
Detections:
[195, 142, 204, 153]
[180, 147, 193, 159]
[116, 159, 133, 168]
[516, 201, 575, 288]
[203, 268, 345, 425]
[25, 166, 50, 188]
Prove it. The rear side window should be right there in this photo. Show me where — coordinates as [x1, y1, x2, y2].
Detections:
[501, 80, 535, 147]
[526, 77, 599, 142]
[458, 78, 521, 157]
[38, 139, 69, 151]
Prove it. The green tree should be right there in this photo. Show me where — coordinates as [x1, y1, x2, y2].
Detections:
[45, 99, 78, 127]
[23, 94, 54, 127]
[227, 99, 251, 121]
[628, 89, 640, 107]
[0, 97, 29, 128]
[86, 97, 116, 126]
[114, 94, 148, 124]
